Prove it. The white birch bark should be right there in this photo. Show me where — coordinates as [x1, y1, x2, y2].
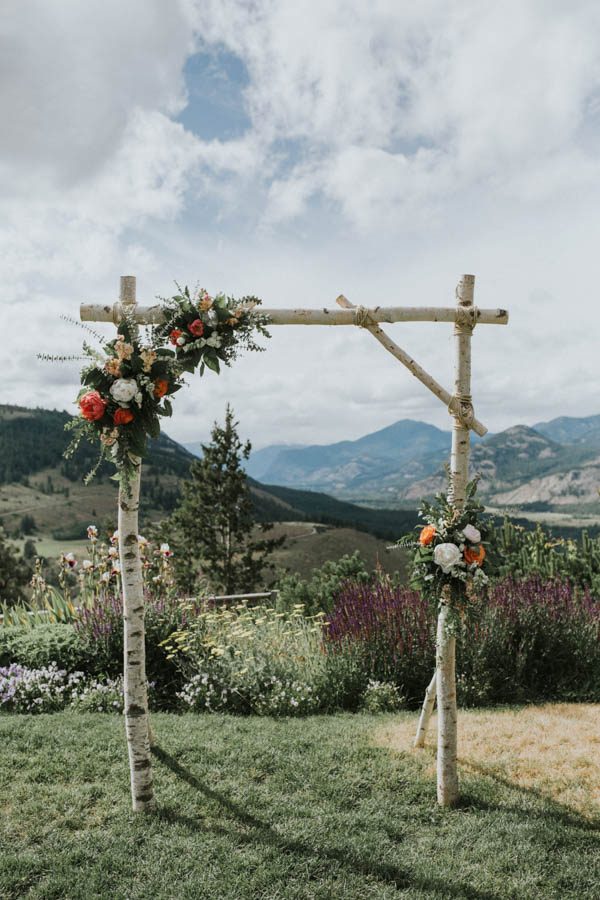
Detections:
[436, 273, 475, 807]
[436, 605, 458, 805]
[117, 275, 155, 812]
[80, 301, 508, 327]
[413, 669, 437, 748]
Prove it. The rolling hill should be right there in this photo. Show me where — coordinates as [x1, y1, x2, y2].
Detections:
[0, 405, 418, 546]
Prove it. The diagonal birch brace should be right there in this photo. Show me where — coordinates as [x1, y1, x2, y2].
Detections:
[335, 294, 487, 437]
[81, 273, 508, 808]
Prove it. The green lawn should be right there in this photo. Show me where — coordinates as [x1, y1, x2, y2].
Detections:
[1, 711, 600, 899]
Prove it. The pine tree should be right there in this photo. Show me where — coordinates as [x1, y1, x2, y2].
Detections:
[0, 528, 31, 604]
[167, 405, 283, 594]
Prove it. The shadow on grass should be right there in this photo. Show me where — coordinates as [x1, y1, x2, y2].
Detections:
[413, 744, 600, 835]
[152, 744, 500, 899]
[460, 758, 600, 834]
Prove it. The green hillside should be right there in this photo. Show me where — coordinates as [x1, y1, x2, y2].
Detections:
[0, 405, 418, 547]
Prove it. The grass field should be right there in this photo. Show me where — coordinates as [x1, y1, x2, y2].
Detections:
[1, 706, 599, 899]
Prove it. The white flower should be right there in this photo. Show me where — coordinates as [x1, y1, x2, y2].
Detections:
[134, 390, 143, 406]
[109, 378, 138, 405]
[63, 552, 77, 569]
[110, 530, 119, 545]
[205, 334, 221, 349]
[137, 535, 148, 546]
[176, 335, 187, 346]
[82, 559, 93, 571]
[100, 571, 111, 583]
[433, 543, 462, 574]
[87, 525, 98, 542]
[463, 524, 481, 543]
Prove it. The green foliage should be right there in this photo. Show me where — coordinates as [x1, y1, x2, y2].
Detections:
[489, 517, 600, 591]
[276, 551, 371, 615]
[455, 578, 600, 706]
[360, 679, 406, 713]
[154, 286, 270, 375]
[0, 527, 31, 605]
[19, 514, 36, 535]
[0, 623, 88, 671]
[165, 406, 284, 594]
[165, 601, 330, 715]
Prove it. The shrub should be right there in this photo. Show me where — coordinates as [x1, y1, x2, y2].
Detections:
[361, 679, 406, 713]
[325, 581, 436, 704]
[457, 576, 600, 705]
[276, 552, 371, 615]
[327, 576, 600, 708]
[0, 623, 89, 671]
[73, 592, 191, 705]
[167, 602, 329, 715]
[489, 519, 600, 592]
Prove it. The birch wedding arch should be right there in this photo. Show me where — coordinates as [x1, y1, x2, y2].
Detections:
[76, 273, 508, 812]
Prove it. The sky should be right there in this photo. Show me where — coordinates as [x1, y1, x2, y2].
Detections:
[3, 0, 600, 450]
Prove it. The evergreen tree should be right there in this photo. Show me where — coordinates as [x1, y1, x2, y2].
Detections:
[0, 528, 31, 604]
[167, 405, 283, 594]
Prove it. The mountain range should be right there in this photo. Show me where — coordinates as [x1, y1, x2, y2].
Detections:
[203, 414, 600, 513]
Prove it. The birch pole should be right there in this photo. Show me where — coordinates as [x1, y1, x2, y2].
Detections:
[413, 670, 437, 749]
[436, 274, 475, 807]
[118, 275, 155, 813]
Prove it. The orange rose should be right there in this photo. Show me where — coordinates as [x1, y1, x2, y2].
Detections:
[464, 545, 486, 566]
[419, 525, 436, 546]
[154, 379, 169, 398]
[113, 408, 134, 426]
[79, 391, 107, 422]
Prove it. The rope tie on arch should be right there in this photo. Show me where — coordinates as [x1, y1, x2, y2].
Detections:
[454, 305, 477, 334]
[449, 391, 474, 428]
[353, 305, 373, 328]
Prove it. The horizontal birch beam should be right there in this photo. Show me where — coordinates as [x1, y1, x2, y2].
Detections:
[80, 302, 509, 327]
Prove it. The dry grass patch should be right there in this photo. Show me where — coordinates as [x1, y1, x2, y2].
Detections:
[377, 703, 600, 819]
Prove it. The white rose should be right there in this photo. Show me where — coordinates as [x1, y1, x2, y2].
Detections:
[177, 335, 187, 346]
[109, 378, 138, 405]
[205, 334, 222, 348]
[433, 542, 462, 574]
[463, 524, 481, 543]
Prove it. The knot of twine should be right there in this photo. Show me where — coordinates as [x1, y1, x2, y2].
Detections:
[354, 305, 373, 328]
[454, 305, 477, 334]
[448, 392, 474, 428]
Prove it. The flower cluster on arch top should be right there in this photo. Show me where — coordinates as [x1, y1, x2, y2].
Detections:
[64, 286, 270, 491]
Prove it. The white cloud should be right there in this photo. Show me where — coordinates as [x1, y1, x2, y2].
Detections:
[3, 0, 600, 454]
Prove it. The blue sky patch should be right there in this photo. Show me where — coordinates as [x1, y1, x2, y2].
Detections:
[178, 46, 251, 141]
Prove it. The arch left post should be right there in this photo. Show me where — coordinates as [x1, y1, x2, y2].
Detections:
[118, 275, 156, 812]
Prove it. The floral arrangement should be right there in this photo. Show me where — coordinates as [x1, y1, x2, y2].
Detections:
[154, 286, 269, 375]
[397, 477, 491, 610]
[51, 286, 269, 491]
